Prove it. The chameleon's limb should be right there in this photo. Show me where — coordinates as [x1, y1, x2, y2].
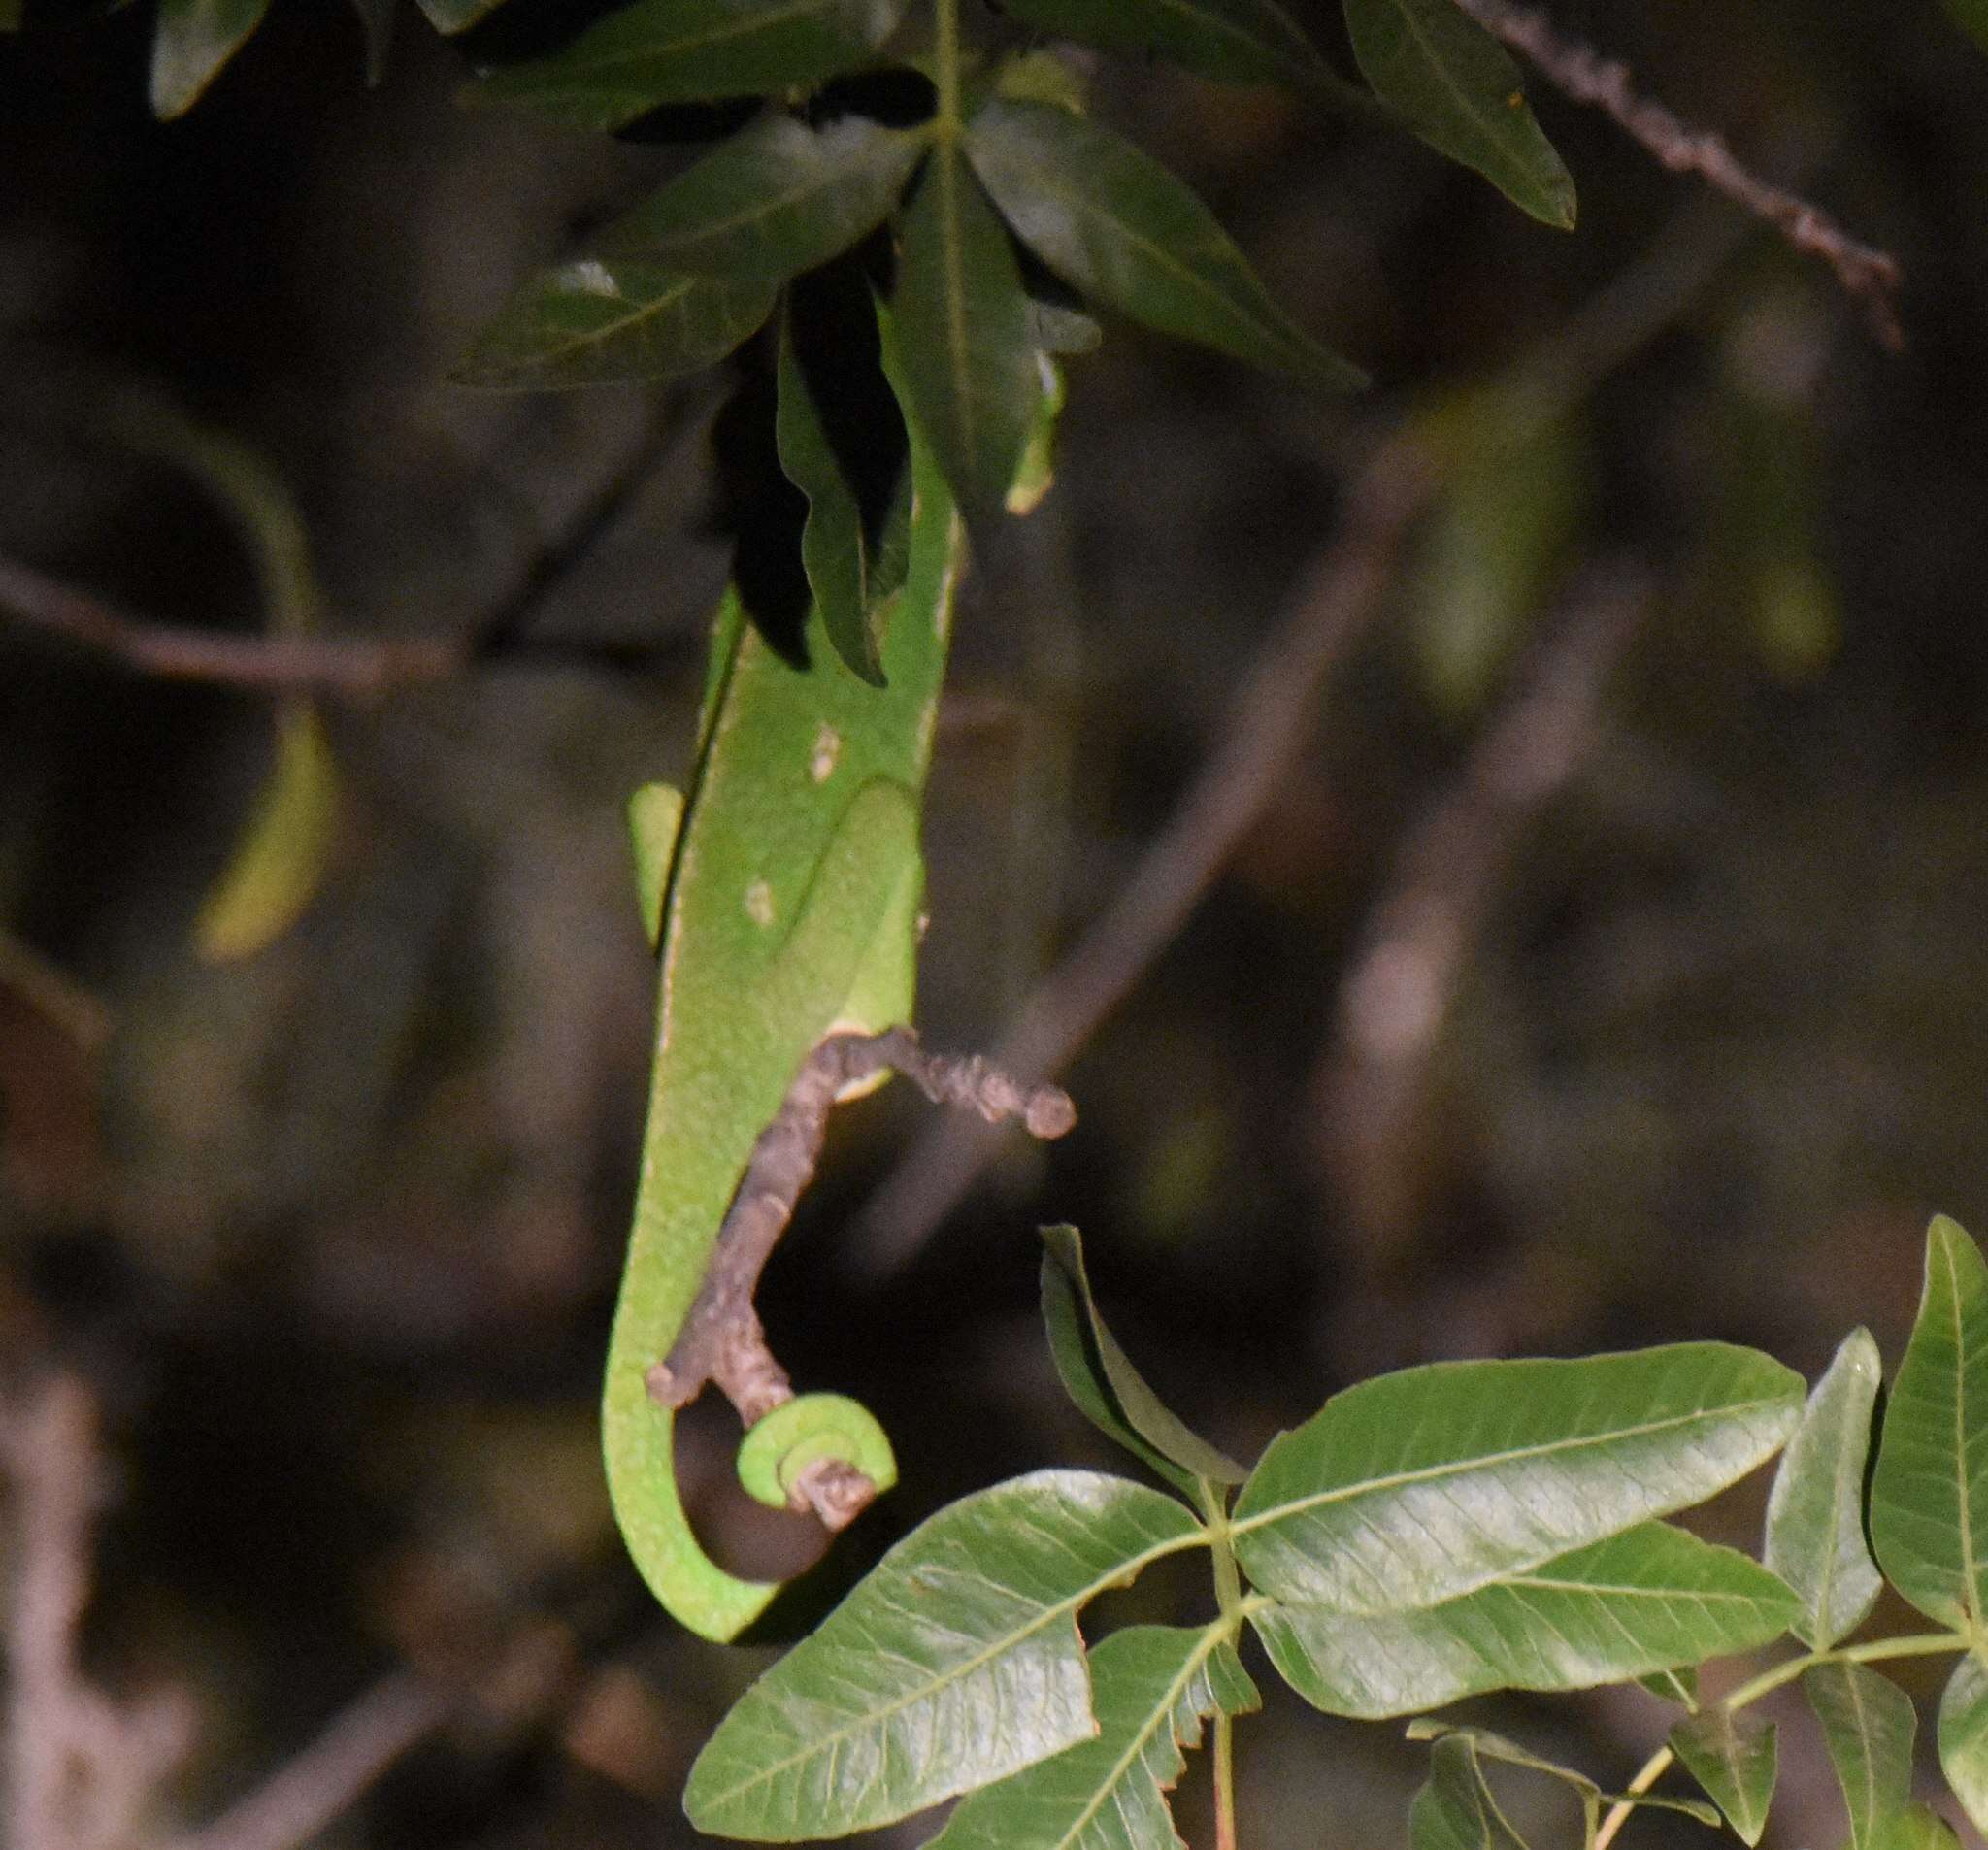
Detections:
[737, 1395, 898, 1513]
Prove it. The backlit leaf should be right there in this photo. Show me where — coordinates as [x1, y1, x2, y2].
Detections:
[602, 111, 924, 279]
[925, 1624, 1258, 1850]
[1871, 1217, 1988, 1629]
[1342, 0, 1575, 227]
[1253, 1522, 1799, 1720]
[1042, 1225, 1244, 1495]
[1870, 1804, 1964, 1850]
[1671, 1707, 1778, 1845]
[964, 99, 1366, 389]
[684, 1471, 1204, 1838]
[1765, 1327, 1884, 1647]
[150, 0, 271, 118]
[893, 144, 1041, 526]
[1231, 1343, 1802, 1610]
[1804, 1661, 1916, 1850]
[472, 0, 911, 132]
[452, 258, 775, 387]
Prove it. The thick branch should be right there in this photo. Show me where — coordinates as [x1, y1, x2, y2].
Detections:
[1451, 0, 1904, 348]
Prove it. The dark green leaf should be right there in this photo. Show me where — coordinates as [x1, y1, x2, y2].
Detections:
[893, 145, 1042, 525]
[1765, 1327, 1884, 1648]
[1638, 1666, 1699, 1705]
[452, 259, 775, 387]
[415, 0, 509, 27]
[964, 98, 1366, 389]
[1869, 1804, 1964, 1850]
[1253, 1522, 1801, 1720]
[1945, 0, 1988, 55]
[1405, 1720, 1719, 1833]
[998, 0, 1361, 104]
[926, 1624, 1258, 1850]
[472, 0, 911, 132]
[777, 297, 889, 683]
[1231, 1343, 1803, 1610]
[1805, 1661, 1916, 1850]
[1670, 1707, 1778, 1845]
[1871, 1216, 1988, 1630]
[1409, 1735, 1533, 1850]
[1342, 0, 1575, 227]
[348, 0, 395, 82]
[602, 112, 924, 279]
[1939, 1651, 1988, 1836]
[150, 0, 272, 118]
[1042, 1226, 1245, 1494]
[684, 1471, 1204, 1838]
[0, 0, 20, 29]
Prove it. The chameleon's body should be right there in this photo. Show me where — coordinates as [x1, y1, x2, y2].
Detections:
[609, 398, 960, 1641]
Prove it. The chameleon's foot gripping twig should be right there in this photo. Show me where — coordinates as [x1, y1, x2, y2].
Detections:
[646, 1029, 1074, 1530]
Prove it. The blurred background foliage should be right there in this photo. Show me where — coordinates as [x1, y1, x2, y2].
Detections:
[2, 3, 1987, 1846]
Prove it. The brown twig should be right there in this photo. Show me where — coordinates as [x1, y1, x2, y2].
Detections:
[1450, 0, 1905, 349]
[855, 440, 1437, 1275]
[0, 556, 464, 700]
[2, 1378, 194, 1850]
[1318, 565, 1652, 1259]
[168, 1672, 450, 1850]
[651, 1029, 1073, 1526]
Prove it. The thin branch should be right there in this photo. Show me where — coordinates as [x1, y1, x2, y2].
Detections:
[1451, 0, 1905, 349]
[0, 556, 463, 700]
[1318, 565, 1652, 1258]
[168, 1672, 450, 1850]
[855, 439, 1436, 1274]
[2, 1378, 194, 1850]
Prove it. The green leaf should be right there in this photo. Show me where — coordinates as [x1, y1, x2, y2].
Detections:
[1041, 1226, 1245, 1494]
[1230, 1343, 1803, 1610]
[1871, 1216, 1988, 1629]
[776, 294, 891, 684]
[926, 1624, 1257, 1850]
[1869, 1804, 1964, 1850]
[452, 259, 775, 387]
[1804, 1661, 1916, 1850]
[1939, 1651, 1988, 1836]
[471, 0, 911, 132]
[997, 0, 1359, 103]
[1638, 1666, 1698, 1705]
[1405, 1720, 1720, 1833]
[1945, 0, 1988, 55]
[1342, 0, 1574, 227]
[601, 112, 924, 280]
[415, 0, 510, 27]
[194, 704, 343, 963]
[683, 1471, 1204, 1839]
[1670, 1707, 1778, 1846]
[1409, 1734, 1532, 1850]
[1765, 1327, 1884, 1648]
[893, 145, 1042, 527]
[150, 0, 272, 118]
[0, 0, 20, 30]
[1252, 1522, 1801, 1720]
[964, 99, 1366, 389]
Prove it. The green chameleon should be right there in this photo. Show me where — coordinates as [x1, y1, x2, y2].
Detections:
[609, 321, 1058, 1641]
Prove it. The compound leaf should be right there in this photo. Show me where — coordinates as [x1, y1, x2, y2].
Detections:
[1871, 1217, 1988, 1630]
[964, 98, 1365, 389]
[1342, 0, 1574, 226]
[925, 1624, 1258, 1850]
[1804, 1661, 1916, 1850]
[150, 0, 272, 118]
[684, 1471, 1203, 1839]
[1042, 1225, 1244, 1494]
[1765, 1326, 1885, 1647]
[1409, 1735, 1532, 1850]
[1939, 1650, 1988, 1837]
[452, 258, 775, 387]
[602, 111, 925, 279]
[1231, 1344, 1802, 1611]
[1670, 1707, 1778, 1846]
[893, 144, 1041, 527]
[473, 0, 911, 132]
